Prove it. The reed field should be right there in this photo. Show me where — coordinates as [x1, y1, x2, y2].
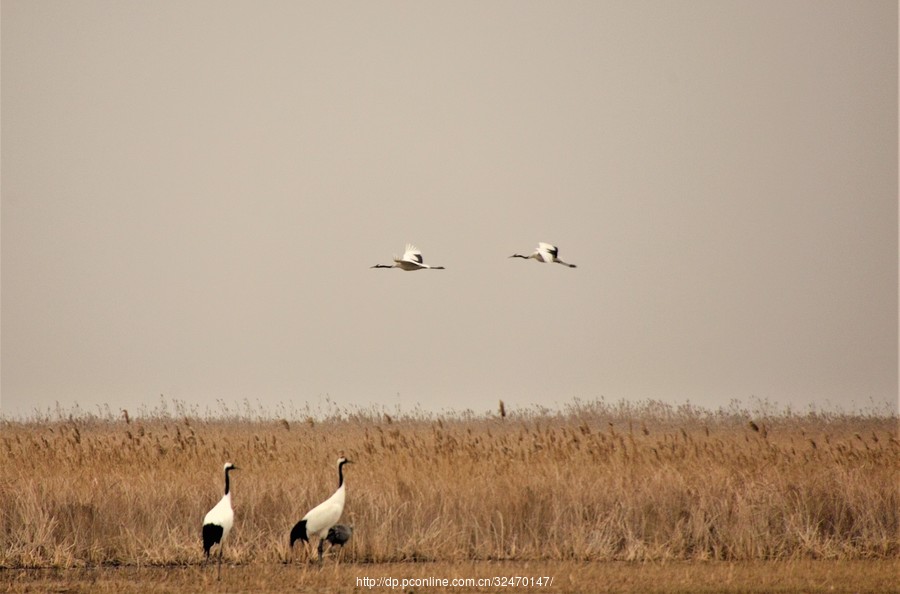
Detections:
[0, 398, 897, 592]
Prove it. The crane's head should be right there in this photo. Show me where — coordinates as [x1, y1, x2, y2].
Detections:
[337, 456, 352, 466]
[224, 462, 239, 472]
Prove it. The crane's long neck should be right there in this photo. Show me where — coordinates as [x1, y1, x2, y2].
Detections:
[224, 467, 232, 495]
[337, 460, 346, 488]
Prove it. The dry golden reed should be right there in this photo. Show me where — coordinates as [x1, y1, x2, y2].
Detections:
[0, 399, 897, 568]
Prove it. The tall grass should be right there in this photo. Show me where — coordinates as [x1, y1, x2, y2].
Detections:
[0, 399, 897, 568]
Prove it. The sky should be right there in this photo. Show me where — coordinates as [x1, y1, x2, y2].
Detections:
[2, 1, 897, 419]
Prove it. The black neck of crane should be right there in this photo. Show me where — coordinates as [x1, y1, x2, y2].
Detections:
[337, 460, 346, 488]
[224, 467, 232, 495]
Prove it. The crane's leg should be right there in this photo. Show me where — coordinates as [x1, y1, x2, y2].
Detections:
[317, 537, 325, 562]
[217, 545, 223, 581]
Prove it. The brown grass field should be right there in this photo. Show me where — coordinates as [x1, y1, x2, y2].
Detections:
[1, 399, 897, 592]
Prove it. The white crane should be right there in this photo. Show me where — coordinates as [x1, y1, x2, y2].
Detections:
[371, 244, 445, 270]
[290, 456, 352, 562]
[202, 462, 238, 579]
[509, 242, 577, 268]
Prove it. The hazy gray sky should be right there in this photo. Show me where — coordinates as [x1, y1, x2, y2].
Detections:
[2, 1, 897, 418]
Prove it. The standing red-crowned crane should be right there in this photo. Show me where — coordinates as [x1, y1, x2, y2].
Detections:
[202, 462, 238, 579]
[290, 457, 352, 562]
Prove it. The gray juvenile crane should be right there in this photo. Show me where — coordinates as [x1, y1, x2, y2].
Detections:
[325, 524, 353, 559]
